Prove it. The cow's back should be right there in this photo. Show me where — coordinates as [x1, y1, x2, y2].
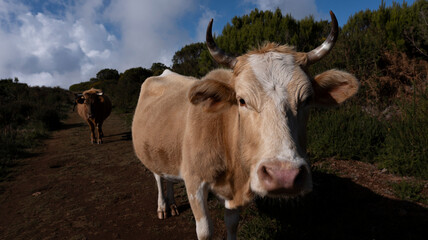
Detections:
[132, 70, 196, 177]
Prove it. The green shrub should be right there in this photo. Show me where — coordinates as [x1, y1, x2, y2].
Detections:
[37, 108, 61, 130]
[376, 89, 428, 179]
[391, 181, 427, 204]
[0, 79, 71, 180]
[69, 81, 93, 92]
[0, 124, 47, 180]
[307, 103, 386, 162]
[0, 129, 20, 176]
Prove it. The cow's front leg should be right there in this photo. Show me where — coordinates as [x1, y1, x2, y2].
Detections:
[224, 206, 240, 240]
[166, 181, 179, 216]
[154, 173, 167, 219]
[87, 120, 96, 144]
[186, 181, 212, 240]
[96, 122, 104, 144]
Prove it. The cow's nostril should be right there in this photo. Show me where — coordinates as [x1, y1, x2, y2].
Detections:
[262, 165, 268, 175]
[258, 165, 273, 182]
[293, 166, 307, 189]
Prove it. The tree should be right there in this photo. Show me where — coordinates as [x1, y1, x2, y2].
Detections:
[96, 69, 120, 81]
[172, 42, 206, 77]
[118, 67, 152, 84]
[150, 62, 169, 76]
[403, 0, 428, 57]
[113, 67, 153, 112]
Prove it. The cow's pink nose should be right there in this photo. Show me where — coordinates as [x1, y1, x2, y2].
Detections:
[257, 161, 309, 195]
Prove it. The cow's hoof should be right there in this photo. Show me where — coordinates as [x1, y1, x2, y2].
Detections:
[170, 204, 179, 216]
[97, 140, 103, 144]
[157, 210, 167, 220]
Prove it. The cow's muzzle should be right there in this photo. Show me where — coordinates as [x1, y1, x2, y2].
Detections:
[257, 160, 311, 196]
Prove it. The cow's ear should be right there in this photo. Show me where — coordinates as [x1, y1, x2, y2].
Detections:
[311, 70, 359, 107]
[189, 79, 236, 112]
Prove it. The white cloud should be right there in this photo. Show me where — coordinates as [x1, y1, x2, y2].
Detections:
[104, 0, 196, 70]
[195, 6, 219, 43]
[0, 0, 118, 88]
[16, 71, 55, 87]
[247, 0, 326, 20]
[0, 0, 198, 89]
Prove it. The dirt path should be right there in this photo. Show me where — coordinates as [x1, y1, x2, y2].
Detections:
[0, 111, 427, 240]
[0, 111, 205, 240]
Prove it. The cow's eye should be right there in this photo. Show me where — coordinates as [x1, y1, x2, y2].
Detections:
[299, 95, 313, 108]
[238, 98, 246, 107]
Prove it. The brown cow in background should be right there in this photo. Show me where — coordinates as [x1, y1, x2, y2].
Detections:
[74, 88, 112, 144]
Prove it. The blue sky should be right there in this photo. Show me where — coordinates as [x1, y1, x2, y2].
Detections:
[0, 0, 415, 88]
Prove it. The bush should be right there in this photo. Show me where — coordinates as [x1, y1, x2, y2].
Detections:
[307, 103, 386, 162]
[391, 181, 427, 204]
[0, 79, 72, 180]
[376, 88, 428, 179]
[38, 108, 61, 130]
[307, 86, 427, 179]
[0, 129, 20, 177]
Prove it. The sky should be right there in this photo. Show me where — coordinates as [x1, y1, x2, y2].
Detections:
[0, 0, 415, 89]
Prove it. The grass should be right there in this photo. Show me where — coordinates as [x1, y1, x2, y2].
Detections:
[307, 103, 386, 162]
[311, 162, 338, 175]
[376, 88, 428, 179]
[391, 181, 428, 205]
[239, 205, 280, 240]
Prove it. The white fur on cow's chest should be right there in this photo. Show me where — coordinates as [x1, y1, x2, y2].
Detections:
[161, 173, 183, 183]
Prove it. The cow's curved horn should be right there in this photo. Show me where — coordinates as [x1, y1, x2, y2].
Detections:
[206, 19, 237, 69]
[306, 11, 338, 65]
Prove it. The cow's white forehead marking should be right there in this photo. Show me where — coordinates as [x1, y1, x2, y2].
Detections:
[248, 52, 295, 104]
[247, 52, 307, 168]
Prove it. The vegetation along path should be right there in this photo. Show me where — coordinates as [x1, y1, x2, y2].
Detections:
[0, 110, 427, 239]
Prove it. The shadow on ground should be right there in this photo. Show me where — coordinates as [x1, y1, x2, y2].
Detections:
[105, 131, 132, 141]
[253, 171, 428, 240]
[59, 122, 84, 130]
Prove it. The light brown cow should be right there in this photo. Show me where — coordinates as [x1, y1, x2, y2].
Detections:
[132, 11, 359, 240]
[74, 88, 112, 144]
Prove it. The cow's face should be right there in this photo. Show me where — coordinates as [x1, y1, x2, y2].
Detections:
[233, 48, 315, 197]
[191, 12, 359, 198]
[75, 91, 104, 119]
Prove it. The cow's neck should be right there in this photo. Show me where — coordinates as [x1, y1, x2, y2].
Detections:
[214, 106, 254, 207]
